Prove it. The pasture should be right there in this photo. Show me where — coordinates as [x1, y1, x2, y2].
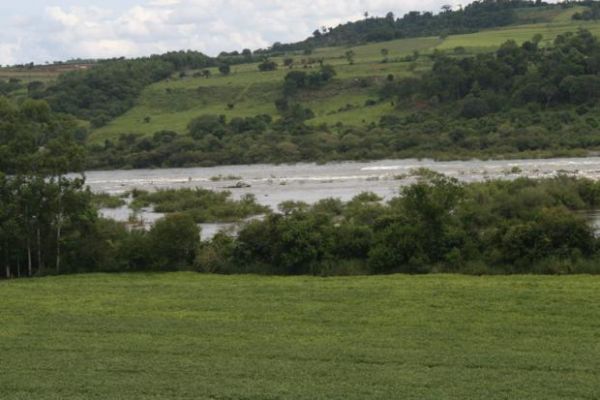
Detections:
[1, 273, 599, 399]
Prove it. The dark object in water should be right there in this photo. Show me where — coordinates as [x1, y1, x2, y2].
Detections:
[225, 181, 251, 189]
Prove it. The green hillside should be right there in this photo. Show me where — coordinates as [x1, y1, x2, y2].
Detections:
[89, 6, 600, 144]
[1, 273, 599, 399]
[88, 37, 438, 143]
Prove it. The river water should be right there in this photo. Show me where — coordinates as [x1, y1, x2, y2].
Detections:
[81, 157, 600, 238]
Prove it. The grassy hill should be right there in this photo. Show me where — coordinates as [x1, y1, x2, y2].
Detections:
[88, 5, 600, 144]
[1, 273, 599, 399]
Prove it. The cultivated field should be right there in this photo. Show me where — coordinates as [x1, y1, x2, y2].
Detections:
[1, 273, 599, 399]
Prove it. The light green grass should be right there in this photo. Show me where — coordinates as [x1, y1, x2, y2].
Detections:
[0, 70, 60, 84]
[438, 19, 600, 51]
[1, 273, 599, 399]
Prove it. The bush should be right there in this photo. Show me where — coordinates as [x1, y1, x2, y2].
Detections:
[460, 96, 491, 119]
[258, 60, 277, 72]
[218, 64, 231, 75]
[148, 213, 200, 270]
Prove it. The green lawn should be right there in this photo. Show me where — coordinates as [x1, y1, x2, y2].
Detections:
[1, 273, 599, 399]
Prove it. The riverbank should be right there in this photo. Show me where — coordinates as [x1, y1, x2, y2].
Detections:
[83, 157, 600, 237]
[82, 157, 600, 203]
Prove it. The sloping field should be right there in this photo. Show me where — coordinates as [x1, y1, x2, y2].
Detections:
[438, 19, 600, 50]
[89, 9, 600, 144]
[89, 38, 435, 143]
[1, 273, 599, 399]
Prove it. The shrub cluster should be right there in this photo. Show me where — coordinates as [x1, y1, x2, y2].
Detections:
[129, 188, 269, 223]
[196, 175, 600, 276]
[4, 174, 600, 279]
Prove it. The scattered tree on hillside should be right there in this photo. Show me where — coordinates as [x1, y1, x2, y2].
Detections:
[345, 50, 356, 65]
[219, 64, 231, 75]
[258, 60, 278, 72]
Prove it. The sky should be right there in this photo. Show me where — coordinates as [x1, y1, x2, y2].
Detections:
[1, 0, 500, 65]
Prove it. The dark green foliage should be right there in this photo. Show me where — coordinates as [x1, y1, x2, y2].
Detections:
[0, 79, 23, 96]
[573, 1, 600, 20]
[283, 65, 337, 96]
[91, 192, 126, 209]
[274, 0, 552, 51]
[199, 176, 600, 276]
[0, 174, 98, 278]
[86, 103, 600, 170]
[195, 232, 236, 273]
[460, 95, 491, 118]
[233, 211, 334, 275]
[188, 114, 227, 139]
[4, 171, 600, 279]
[147, 213, 200, 270]
[42, 51, 212, 127]
[258, 60, 278, 72]
[218, 64, 231, 75]
[414, 30, 600, 107]
[79, 213, 201, 273]
[0, 99, 84, 174]
[496, 207, 594, 271]
[129, 188, 269, 223]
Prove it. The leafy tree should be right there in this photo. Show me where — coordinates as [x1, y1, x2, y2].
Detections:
[258, 60, 278, 72]
[148, 213, 200, 270]
[188, 115, 227, 139]
[218, 64, 231, 75]
[345, 50, 356, 65]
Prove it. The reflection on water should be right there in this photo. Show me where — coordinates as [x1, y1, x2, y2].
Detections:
[84, 157, 600, 237]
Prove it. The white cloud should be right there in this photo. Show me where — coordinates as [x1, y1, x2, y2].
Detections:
[0, 0, 529, 64]
[0, 43, 20, 66]
[46, 6, 80, 27]
[149, 0, 181, 5]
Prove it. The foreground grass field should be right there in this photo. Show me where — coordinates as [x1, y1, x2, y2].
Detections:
[1, 273, 599, 399]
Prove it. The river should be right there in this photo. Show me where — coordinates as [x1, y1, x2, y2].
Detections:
[81, 157, 600, 238]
